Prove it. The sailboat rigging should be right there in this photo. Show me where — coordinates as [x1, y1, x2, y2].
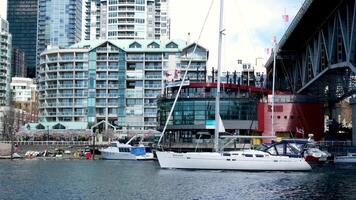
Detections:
[155, 0, 311, 171]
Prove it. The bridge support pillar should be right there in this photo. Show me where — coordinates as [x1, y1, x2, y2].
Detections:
[350, 98, 356, 146]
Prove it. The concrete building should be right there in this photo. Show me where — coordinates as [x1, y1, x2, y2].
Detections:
[36, 39, 207, 133]
[11, 77, 36, 102]
[36, 0, 82, 76]
[0, 17, 12, 106]
[11, 48, 27, 77]
[10, 77, 38, 125]
[84, 0, 170, 40]
[7, 0, 38, 78]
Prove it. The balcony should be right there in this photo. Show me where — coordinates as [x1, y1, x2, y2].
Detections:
[144, 84, 161, 89]
[74, 84, 88, 88]
[127, 55, 144, 61]
[145, 75, 162, 79]
[145, 65, 161, 70]
[144, 121, 157, 126]
[58, 84, 73, 88]
[58, 75, 74, 79]
[75, 75, 88, 79]
[144, 112, 157, 117]
[145, 55, 162, 61]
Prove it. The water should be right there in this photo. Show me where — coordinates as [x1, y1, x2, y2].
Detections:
[1, 160, 356, 200]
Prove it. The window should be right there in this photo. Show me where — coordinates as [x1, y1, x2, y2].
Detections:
[147, 42, 159, 48]
[255, 154, 264, 158]
[166, 42, 178, 48]
[129, 42, 142, 48]
[243, 154, 253, 157]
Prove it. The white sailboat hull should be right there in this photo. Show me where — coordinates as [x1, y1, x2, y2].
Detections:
[156, 151, 311, 171]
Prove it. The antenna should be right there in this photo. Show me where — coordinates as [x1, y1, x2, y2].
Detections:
[186, 32, 191, 45]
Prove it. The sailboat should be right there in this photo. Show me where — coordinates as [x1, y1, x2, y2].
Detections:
[155, 0, 311, 171]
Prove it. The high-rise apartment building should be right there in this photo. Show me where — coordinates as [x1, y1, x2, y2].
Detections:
[36, 0, 82, 76]
[0, 17, 12, 106]
[85, 0, 170, 40]
[37, 39, 207, 131]
[7, 0, 38, 78]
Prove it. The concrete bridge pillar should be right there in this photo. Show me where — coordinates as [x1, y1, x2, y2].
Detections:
[350, 98, 356, 146]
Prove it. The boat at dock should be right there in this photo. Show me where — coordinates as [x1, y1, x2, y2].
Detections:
[100, 141, 154, 160]
[156, 0, 311, 171]
[334, 153, 356, 164]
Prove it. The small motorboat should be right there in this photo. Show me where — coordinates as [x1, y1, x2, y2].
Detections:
[100, 141, 154, 160]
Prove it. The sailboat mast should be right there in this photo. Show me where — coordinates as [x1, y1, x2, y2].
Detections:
[271, 44, 277, 137]
[214, 0, 224, 152]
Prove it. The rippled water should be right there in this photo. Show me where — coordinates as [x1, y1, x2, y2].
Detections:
[1, 160, 356, 200]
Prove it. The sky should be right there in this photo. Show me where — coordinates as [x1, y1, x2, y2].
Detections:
[170, 0, 304, 72]
[0, 0, 6, 20]
[0, 0, 304, 71]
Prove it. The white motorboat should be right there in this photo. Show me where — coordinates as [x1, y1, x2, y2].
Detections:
[156, 0, 311, 171]
[334, 153, 356, 163]
[100, 141, 154, 160]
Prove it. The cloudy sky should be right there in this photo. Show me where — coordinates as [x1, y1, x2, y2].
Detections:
[0, 0, 303, 71]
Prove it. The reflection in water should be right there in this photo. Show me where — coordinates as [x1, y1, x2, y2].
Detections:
[0, 160, 356, 200]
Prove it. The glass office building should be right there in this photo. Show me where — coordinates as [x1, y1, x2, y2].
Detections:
[7, 0, 38, 78]
[36, 0, 82, 76]
[37, 39, 207, 131]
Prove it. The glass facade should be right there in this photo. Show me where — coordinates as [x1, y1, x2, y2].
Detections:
[159, 85, 258, 127]
[7, 0, 38, 78]
[160, 98, 257, 127]
[36, 0, 82, 77]
[38, 39, 207, 131]
[158, 83, 262, 145]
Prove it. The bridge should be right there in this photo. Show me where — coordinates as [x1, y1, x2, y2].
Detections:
[265, 0, 356, 144]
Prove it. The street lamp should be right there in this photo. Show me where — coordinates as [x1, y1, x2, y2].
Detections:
[9, 124, 13, 160]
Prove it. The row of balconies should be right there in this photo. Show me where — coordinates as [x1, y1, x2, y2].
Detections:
[96, 47, 120, 52]
[40, 103, 87, 108]
[96, 75, 119, 79]
[97, 65, 119, 70]
[45, 56, 88, 62]
[97, 56, 119, 61]
[41, 111, 87, 116]
[43, 93, 88, 98]
[45, 84, 88, 89]
[96, 84, 119, 89]
[96, 93, 119, 98]
[46, 65, 88, 71]
[46, 75, 88, 80]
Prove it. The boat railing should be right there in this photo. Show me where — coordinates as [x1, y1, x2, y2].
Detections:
[316, 140, 352, 147]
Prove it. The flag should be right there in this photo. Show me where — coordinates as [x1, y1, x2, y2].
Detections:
[282, 14, 289, 23]
[174, 68, 180, 79]
[272, 36, 277, 45]
[265, 48, 270, 55]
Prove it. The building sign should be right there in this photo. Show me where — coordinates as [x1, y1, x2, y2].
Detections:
[267, 105, 283, 112]
[165, 80, 190, 88]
